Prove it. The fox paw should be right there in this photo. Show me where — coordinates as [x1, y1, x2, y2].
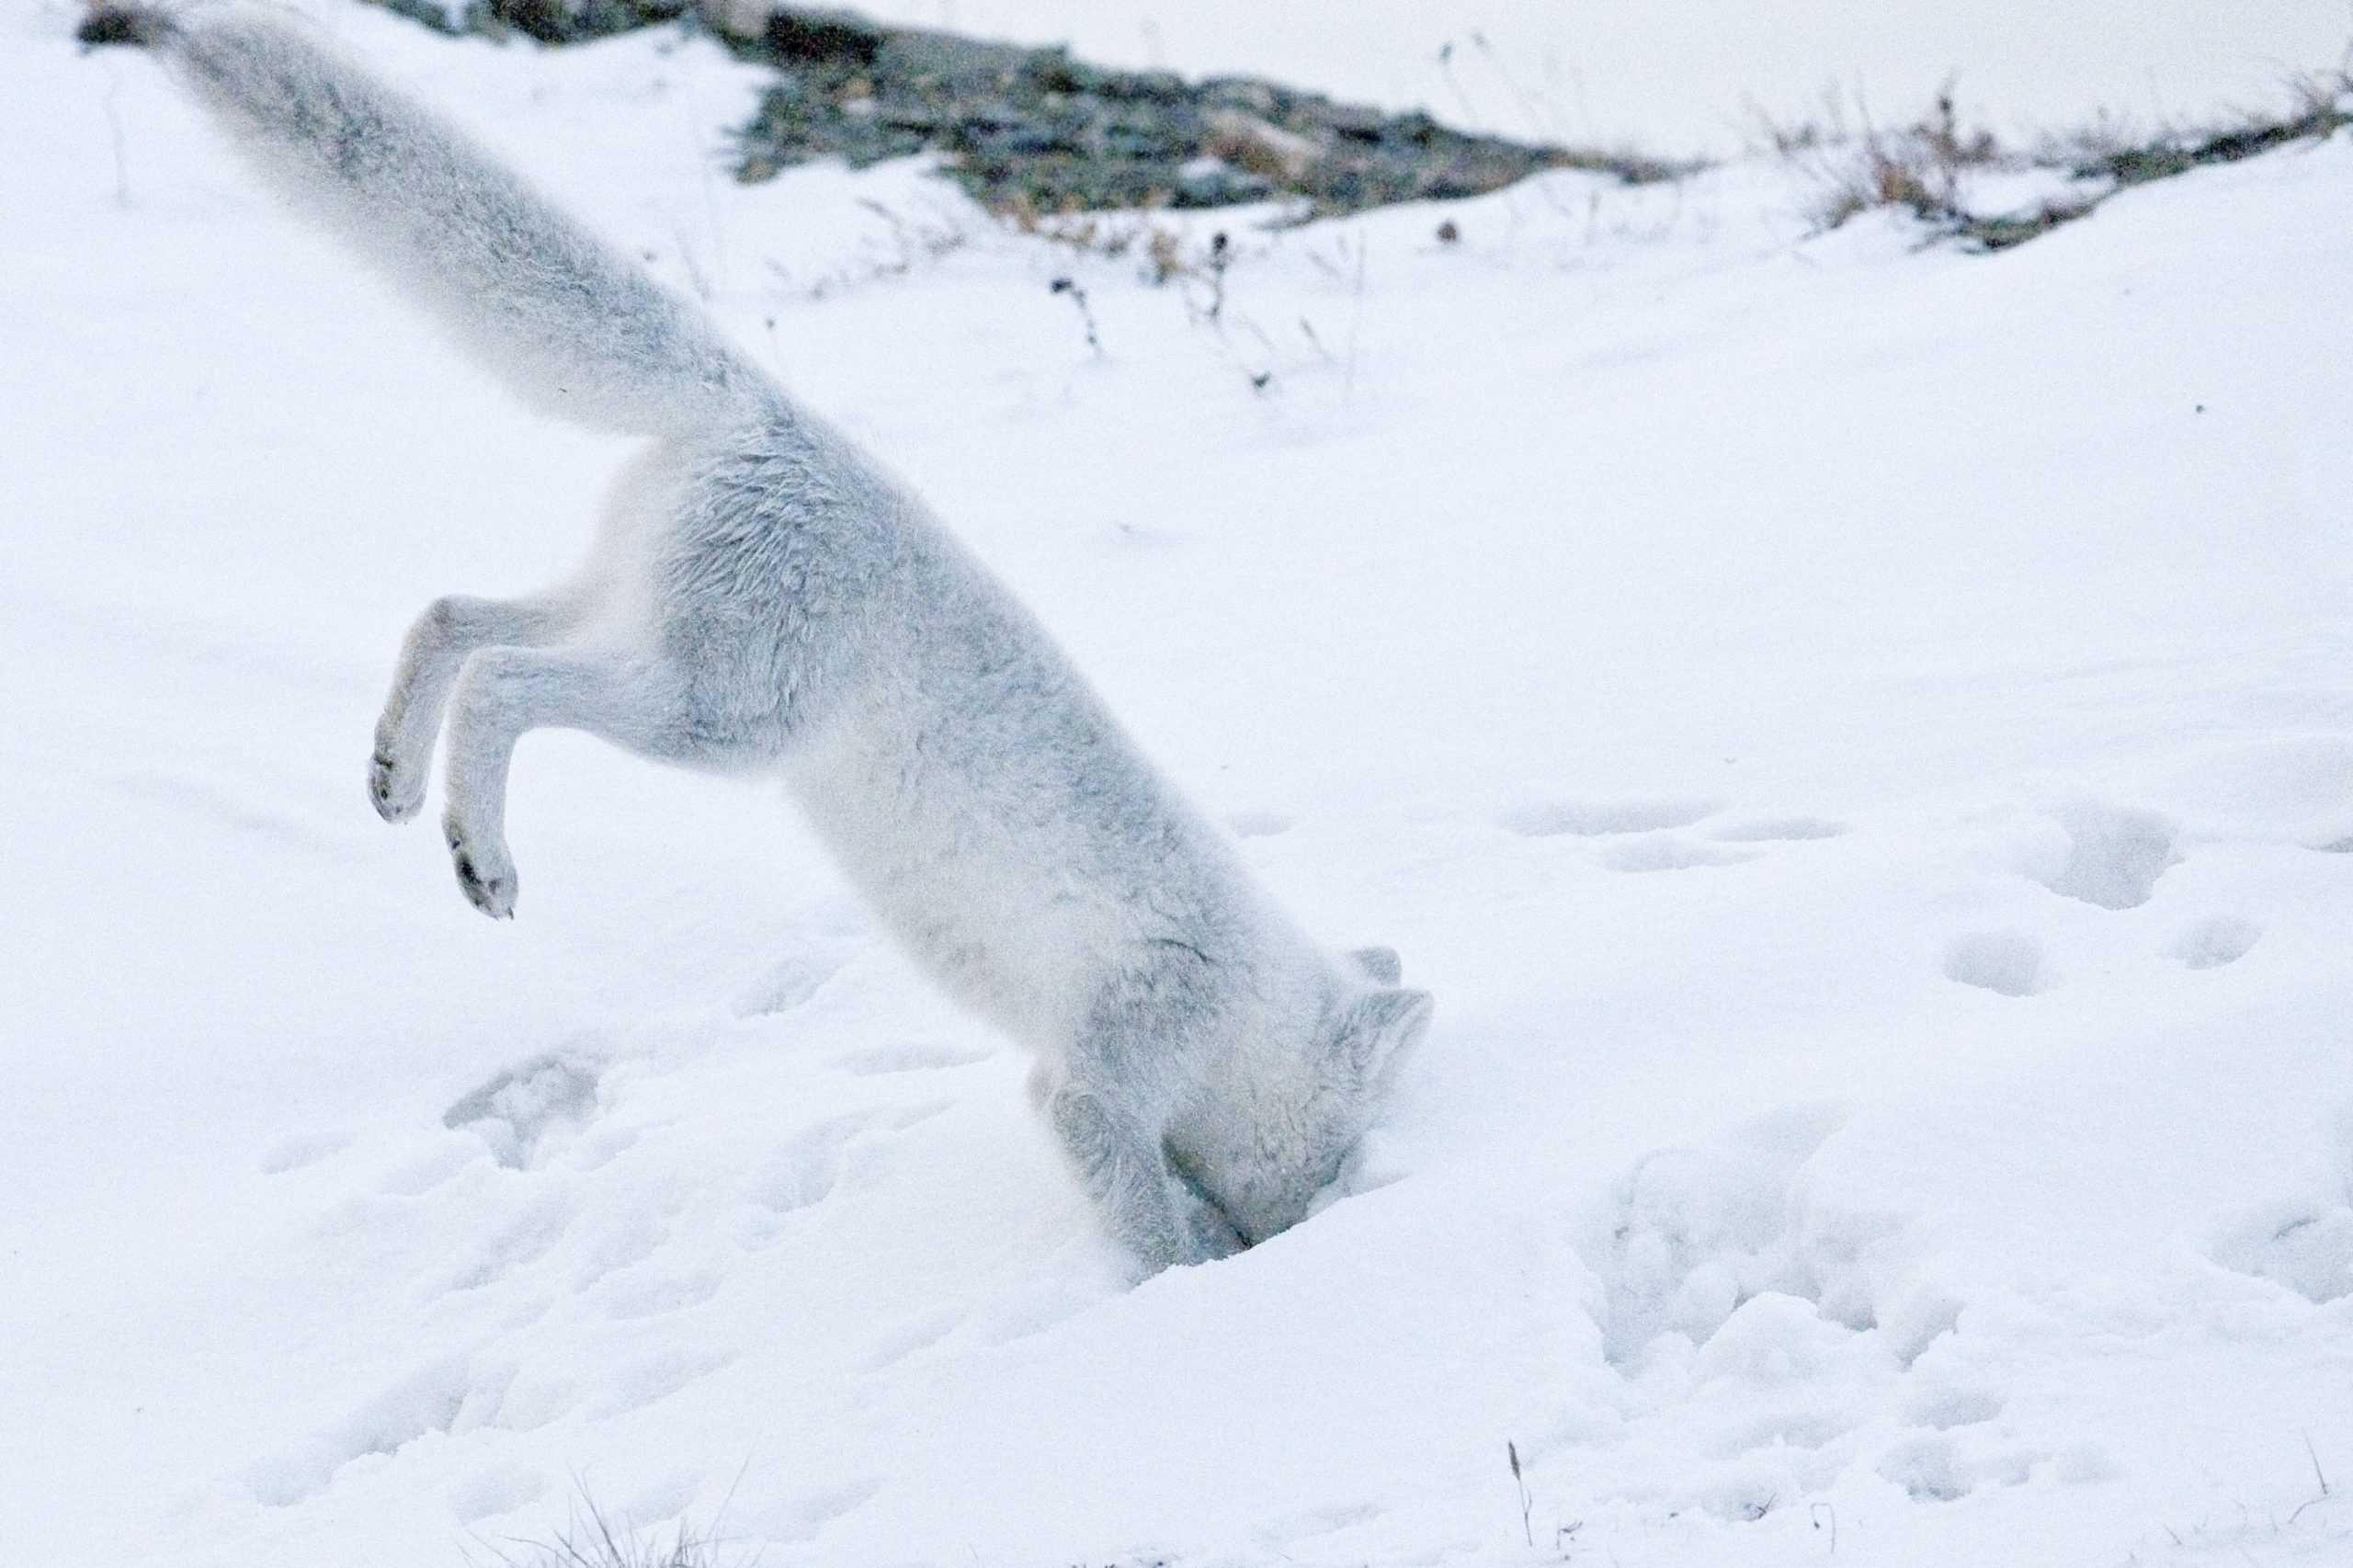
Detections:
[444, 825, 517, 919]
[369, 748, 424, 824]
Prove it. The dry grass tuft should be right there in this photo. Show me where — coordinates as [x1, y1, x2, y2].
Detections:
[1785, 62, 2352, 252]
[471, 1492, 754, 1568]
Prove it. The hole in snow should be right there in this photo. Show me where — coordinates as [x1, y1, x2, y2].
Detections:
[1501, 795, 1721, 837]
[444, 1053, 602, 1169]
[1942, 931, 2048, 996]
[2167, 915, 2261, 970]
[2035, 802, 2180, 909]
[2216, 1204, 2353, 1303]
[1227, 809, 1295, 838]
[1878, 1434, 1970, 1502]
[1706, 814, 1849, 843]
[1903, 1384, 2006, 1430]
[1599, 835, 1761, 872]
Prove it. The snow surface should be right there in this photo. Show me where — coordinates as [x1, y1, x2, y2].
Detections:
[7, 4, 2353, 1566]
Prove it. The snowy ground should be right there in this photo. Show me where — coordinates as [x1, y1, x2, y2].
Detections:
[7, 4, 2353, 1566]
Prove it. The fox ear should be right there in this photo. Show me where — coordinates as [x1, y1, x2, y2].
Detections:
[1348, 945, 1403, 985]
[1338, 985, 1434, 1084]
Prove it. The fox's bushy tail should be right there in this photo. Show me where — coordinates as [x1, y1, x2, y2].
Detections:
[133, 6, 774, 437]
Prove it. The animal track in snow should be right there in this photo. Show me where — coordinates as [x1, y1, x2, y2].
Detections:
[566, 1207, 672, 1290]
[2034, 801, 2181, 910]
[745, 1100, 954, 1223]
[444, 1052, 602, 1168]
[2160, 734, 2353, 846]
[260, 1131, 347, 1175]
[480, 1363, 578, 1433]
[587, 1346, 736, 1417]
[2214, 1112, 2353, 1302]
[247, 1352, 474, 1506]
[446, 1463, 545, 1524]
[1900, 1383, 2006, 1429]
[833, 1039, 994, 1075]
[442, 1195, 574, 1292]
[966, 1270, 1120, 1346]
[1261, 1501, 1386, 1545]
[851, 1302, 966, 1372]
[1567, 1108, 1982, 1528]
[1875, 1432, 2042, 1502]
[1590, 1111, 1827, 1365]
[1598, 835, 1760, 872]
[2216, 1207, 2353, 1304]
[736, 945, 855, 1016]
[1501, 795, 1721, 838]
[1226, 809, 1294, 837]
[593, 1265, 723, 1321]
[1942, 931, 2049, 997]
[1098, 518, 1179, 552]
[746, 1477, 884, 1544]
[747, 1114, 881, 1218]
[1584, 1107, 1938, 1368]
[377, 1137, 478, 1196]
[2167, 915, 2261, 969]
[1706, 814, 1849, 844]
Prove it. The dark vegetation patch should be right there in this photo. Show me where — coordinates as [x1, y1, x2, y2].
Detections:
[372, 0, 692, 46]
[159, 2, 2348, 250]
[2071, 78, 2353, 190]
[1789, 70, 2353, 252]
[358, 0, 1680, 216]
[724, 20, 1682, 216]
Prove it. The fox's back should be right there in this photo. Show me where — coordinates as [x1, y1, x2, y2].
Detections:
[778, 541, 1256, 1049]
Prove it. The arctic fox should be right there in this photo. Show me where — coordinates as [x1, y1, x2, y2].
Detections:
[114, 6, 1432, 1272]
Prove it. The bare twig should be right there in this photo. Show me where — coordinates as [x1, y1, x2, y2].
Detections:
[1435, 40, 1485, 134]
[671, 223, 714, 304]
[2290, 1430, 2333, 1525]
[1049, 276, 1102, 355]
[1472, 29, 1561, 143]
[1507, 1440, 1534, 1548]
[1342, 231, 1368, 399]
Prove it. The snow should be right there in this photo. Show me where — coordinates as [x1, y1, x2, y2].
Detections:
[6, 3, 2353, 1566]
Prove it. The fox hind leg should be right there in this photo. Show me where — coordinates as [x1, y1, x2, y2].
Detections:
[437, 646, 691, 917]
[371, 593, 576, 823]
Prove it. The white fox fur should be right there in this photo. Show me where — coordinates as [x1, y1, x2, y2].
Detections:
[133, 6, 1432, 1272]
